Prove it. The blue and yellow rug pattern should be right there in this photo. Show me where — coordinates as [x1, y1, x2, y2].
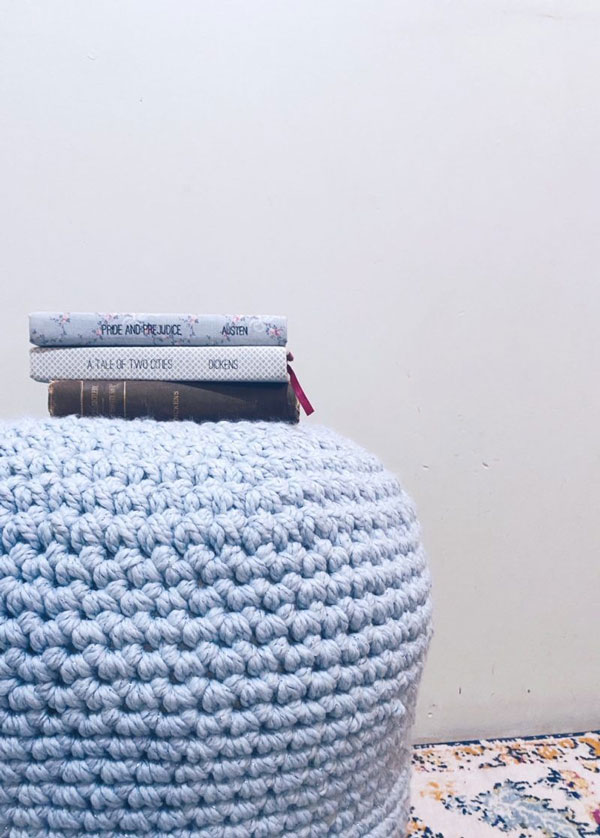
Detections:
[409, 731, 600, 836]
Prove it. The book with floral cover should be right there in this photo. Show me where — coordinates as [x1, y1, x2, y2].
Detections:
[29, 312, 287, 346]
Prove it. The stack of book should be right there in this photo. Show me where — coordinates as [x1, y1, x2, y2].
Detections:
[29, 312, 311, 423]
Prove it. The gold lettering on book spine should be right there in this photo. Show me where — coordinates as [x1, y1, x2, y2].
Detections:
[90, 385, 99, 414]
[108, 383, 117, 417]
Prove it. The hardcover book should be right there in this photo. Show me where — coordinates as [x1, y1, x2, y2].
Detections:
[49, 380, 299, 423]
[30, 346, 289, 383]
[29, 312, 287, 347]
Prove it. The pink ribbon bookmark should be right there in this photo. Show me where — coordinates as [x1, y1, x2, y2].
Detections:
[287, 363, 314, 416]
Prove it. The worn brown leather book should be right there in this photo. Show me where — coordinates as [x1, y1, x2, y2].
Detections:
[48, 380, 299, 423]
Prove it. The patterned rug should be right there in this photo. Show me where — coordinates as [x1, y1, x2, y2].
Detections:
[409, 731, 600, 837]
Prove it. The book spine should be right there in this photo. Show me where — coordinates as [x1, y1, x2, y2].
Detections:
[29, 312, 287, 346]
[48, 380, 299, 423]
[30, 346, 289, 383]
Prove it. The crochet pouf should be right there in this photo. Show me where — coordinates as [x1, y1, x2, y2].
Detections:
[0, 417, 432, 838]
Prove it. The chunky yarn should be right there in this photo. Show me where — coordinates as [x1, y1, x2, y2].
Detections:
[0, 417, 432, 838]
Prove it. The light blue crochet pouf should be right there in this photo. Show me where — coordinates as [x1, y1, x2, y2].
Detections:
[0, 417, 432, 838]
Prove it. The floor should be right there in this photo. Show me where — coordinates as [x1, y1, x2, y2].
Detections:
[409, 731, 600, 837]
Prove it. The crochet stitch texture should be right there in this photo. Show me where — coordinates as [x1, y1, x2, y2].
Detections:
[0, 417, 432, 838]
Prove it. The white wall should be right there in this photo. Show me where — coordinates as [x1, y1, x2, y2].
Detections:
[1, 0, 599, 743]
